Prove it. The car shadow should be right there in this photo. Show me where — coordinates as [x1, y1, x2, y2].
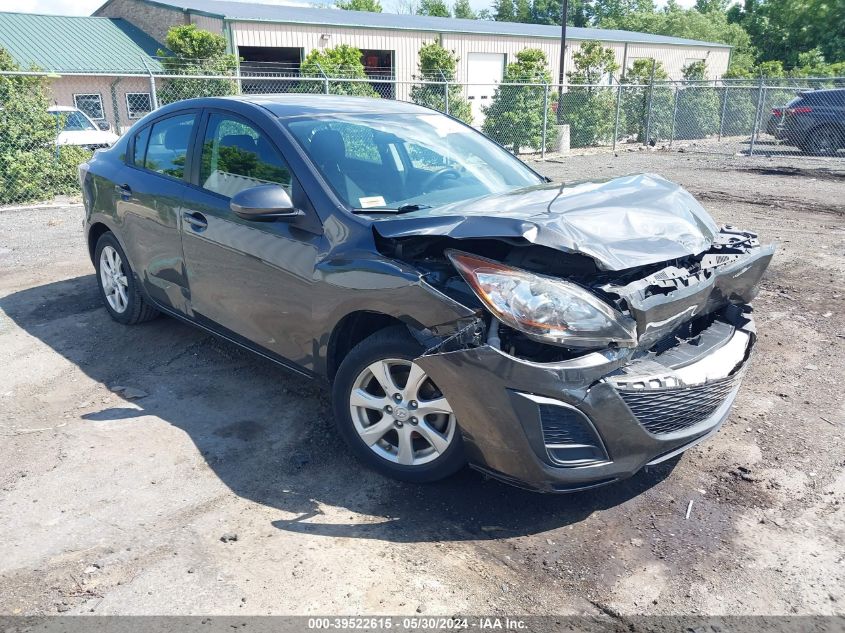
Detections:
[1, 275, 680, 543]
[735, 136, 845, 158]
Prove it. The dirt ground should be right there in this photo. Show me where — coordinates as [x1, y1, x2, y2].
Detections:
[1, 149, 843, 620]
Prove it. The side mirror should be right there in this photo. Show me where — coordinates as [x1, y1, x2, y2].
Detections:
[230, 184, 304, 221]
[97, 121, 111, 131]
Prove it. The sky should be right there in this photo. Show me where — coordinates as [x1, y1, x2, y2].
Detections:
[12, 0, 697, 18]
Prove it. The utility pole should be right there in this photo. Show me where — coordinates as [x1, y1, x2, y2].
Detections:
[557, 0, 568, 95]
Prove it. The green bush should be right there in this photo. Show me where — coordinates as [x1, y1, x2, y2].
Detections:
[299, 45, 378, 97]
[52, 146, 93, 196]
[674, 61, 720, 140]
[719, 87, 756, 136]
[0, 49, 82, 205]
[620, 59, 673, 143]
[156, 25, 238, 104]
[558, 42, 620, 148]
[482, 49, 554, 153]
[559, 87, 617, 147]
[675, 87, 721, 139]
[410, 42, 472, 124]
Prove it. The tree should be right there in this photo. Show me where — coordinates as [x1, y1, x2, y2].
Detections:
[418, 0, 451, 16]
[157, 25, 238, 103]
[493, 0, 515, 21]
[0, 49, 89, 204]
[336, 0, 383, 10]
[515, 0, 533, 22]
[495, 0, 589, 26]
[559, 42, 620, 147]
[728, 0, 845, 70]
[568, 40, 619, 85]
[674, 60, 721, 139]
[694, 0, 728, 13]
[482, 48, 555, 153]
[621, 58, 673, 142]
[299, 44, 378, 97]
[453, 0, 476, 18]
[588, 0, 656, 24]
[410, 42, 473, 123]
[601, 5, 755, 72]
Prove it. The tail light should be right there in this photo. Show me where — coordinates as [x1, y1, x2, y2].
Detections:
[787, 106, 813, 115]
[772, 108, 782, 116]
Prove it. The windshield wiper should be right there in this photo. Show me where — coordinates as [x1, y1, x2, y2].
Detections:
[396, 204, 432, 213]
[352, 204, 432, 215]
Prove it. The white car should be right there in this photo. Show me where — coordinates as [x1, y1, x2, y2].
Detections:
[49, 106, 119, 150]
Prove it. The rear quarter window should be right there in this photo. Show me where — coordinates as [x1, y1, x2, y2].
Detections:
[132, 126, 151, 167]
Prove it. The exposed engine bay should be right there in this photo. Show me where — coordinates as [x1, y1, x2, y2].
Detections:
[376, 225, 775, 366]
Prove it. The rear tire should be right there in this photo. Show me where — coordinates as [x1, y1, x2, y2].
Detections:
[94, 232, 159, 325]
[801, 126, 842, 156]
[332, 326, 466, 483]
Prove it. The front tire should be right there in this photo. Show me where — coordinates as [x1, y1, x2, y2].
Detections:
[94, 232, 159, 325]
[332, 326, 466, 483]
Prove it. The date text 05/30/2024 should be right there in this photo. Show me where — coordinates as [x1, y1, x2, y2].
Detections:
[307, 617, 528, 630]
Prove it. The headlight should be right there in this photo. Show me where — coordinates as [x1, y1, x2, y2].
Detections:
[447, 250, 637, 348]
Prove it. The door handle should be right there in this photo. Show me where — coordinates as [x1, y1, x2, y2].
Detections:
[183, 211, 208, 232]
[115, 184, 131, 199]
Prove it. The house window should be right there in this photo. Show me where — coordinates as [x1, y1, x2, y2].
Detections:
[126, 92, 153, 119]
[74, 93, 105, 120]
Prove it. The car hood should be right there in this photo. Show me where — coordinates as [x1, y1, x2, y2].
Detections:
[57, 130, 119, 146]
[371, 173, 719, 271]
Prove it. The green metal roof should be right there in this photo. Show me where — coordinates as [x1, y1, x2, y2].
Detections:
[0, 12, 165, 73]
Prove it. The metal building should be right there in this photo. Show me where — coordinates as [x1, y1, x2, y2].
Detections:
[94, 0, 733, 93]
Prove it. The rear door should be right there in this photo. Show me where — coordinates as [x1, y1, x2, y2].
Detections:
[179, 107, 323, 370]
[116, 110, 199, 313]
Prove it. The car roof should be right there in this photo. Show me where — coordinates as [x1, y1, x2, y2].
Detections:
[48, 105, 80, 112]
[173, 94, 438, 118]
[798, 88, 845, 95]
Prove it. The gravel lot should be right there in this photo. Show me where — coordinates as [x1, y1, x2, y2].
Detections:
[1, 150, 843, 619]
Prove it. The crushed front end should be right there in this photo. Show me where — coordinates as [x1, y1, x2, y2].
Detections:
[386, 226, 774, 492]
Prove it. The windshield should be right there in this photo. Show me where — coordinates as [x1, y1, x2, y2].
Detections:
[284, 113, 542, 211]
[51, 110, 96, 132]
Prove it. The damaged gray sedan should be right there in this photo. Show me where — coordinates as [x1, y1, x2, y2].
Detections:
[81, 95, 774, 492]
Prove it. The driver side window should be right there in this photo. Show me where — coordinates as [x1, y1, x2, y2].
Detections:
[199, 113, 291, 199]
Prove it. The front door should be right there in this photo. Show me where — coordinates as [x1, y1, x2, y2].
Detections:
[466, 53, 505, 126]
[179, 110, 323, 370]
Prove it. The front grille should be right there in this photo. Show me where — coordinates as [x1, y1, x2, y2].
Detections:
[617, 373, 741, 436]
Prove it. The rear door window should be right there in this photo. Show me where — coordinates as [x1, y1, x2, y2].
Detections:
[143, 113, 196, 180]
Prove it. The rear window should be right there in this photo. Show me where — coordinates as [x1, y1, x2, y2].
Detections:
[797, 91, 845, 106]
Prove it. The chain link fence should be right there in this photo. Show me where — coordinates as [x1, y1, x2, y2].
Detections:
[1, 69, 843, 205]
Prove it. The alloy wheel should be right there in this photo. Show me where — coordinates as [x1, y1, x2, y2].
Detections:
[349, 358, 456, 466]
[99, 245, 129, 314]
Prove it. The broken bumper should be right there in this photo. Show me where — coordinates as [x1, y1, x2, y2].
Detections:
[415, 307, 755, 493]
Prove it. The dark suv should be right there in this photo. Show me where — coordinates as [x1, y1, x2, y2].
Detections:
[772, 88, 845, 155]
[80, 95, 773, 492]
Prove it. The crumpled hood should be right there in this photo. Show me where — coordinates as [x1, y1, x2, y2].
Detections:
[371, 173, 719, 271]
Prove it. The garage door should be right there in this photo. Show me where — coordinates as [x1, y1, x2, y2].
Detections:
[467, 53, 505, 126]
